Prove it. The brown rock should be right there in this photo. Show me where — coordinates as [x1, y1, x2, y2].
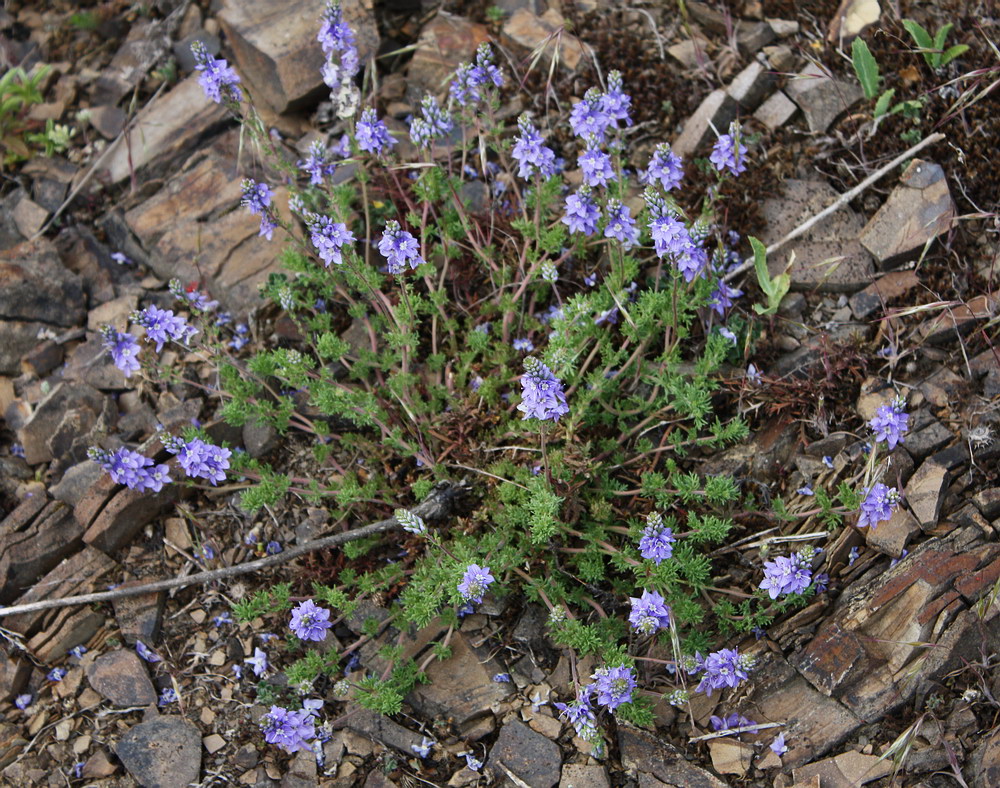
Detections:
[113, 583, 166, 645]
[739, 653, 862, 767]
[907, 460, 949, 530]
[919, 292, 996, 346]
[502, 9, 587, 72]
[673, 89, 739, 157]
[86, 650, 157, 706]
[866, 505, 919, 557]
[63, 334, 131, 390]
[219, 0, 376, 114]
[81, 749, 118, 778]
[16, 381, 107, 465]
[972, 727, 1000, 788]
[116, 716, 202, 788]
[88, 104, 127, 139]
[685, 2, 775, 53]
[0, 498, 84, 603]
[124, 140, 292, 314]
[762, 179, 875, 292]
[707, 738, 754, 776]
[791, 529, 1000, 722]
[407, 13, 490, 93]
[27, 606, 104, 663]
[0, 647, 31, 702]
[619, 726, 729, 787]
[20, 339, 64, 377]
[793, 751, 891, 787]
[342, 704, 424, 755]
[12, 196, 47, 238]
[560, 763, 609, 788]
[828, 0, 881, 42]
[99, 75, 228, 185]
[487, 720, 561, 788]
[859, 160, 955, 269]
[4, 547, 117, 637]
[754, 90, 797, 131]
[87, 294, 138, 333]
[785, 66, 864, 133]
[848, 270, 920, 320]
[727, 61, 773, 109]
[407, 632, 514, 727]
[0, 239, 85, 328]
[84, 481, 176, 554]
[93, 21, 172, 105]
[0, 321, 48, 377]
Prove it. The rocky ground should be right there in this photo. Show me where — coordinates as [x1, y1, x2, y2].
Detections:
[1, 0, 999, 786]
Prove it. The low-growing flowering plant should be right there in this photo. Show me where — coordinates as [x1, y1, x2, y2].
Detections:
[83, 0, 915, 764]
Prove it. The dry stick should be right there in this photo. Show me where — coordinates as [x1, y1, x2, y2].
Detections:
[0, 481, 468, 620]
[723, 132, 946, 284]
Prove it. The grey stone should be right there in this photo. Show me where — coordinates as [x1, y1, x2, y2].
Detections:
[848, 270, 920, 320]
[88, 104, 127, 140]
[908, 461, 949, 530]
[866, 504, 919, 558]
[218, 0, 377, 113]
[113, 584, 165, 645]
[99, 75, 227, 185]
[673, 89, 738, 157]
[762, 179, 875, 292]
[754, 90, 797, 131]
[560, 763, 609, 788]
[116, 716, 202, 788]
[62, 334, 131, 391]
[407, 13, 490, 93]
[973, 489, 1000, 520]
[86, 649, 157, 706]
[502, 9, 587, 72]
[12, 196, 48, 238]
[859, 159, 955, 269]
[905, 421, 954, 460]
[243, 420, 278, 458]
[0, 238, 85, 327]
[343, 704, 423, 755]
[619, 726, 730, 786]
[17, 382, 107, 465]
[488, 720, 561, 788]
[726, 60, 773, 109]
[785, 66, 864, 132]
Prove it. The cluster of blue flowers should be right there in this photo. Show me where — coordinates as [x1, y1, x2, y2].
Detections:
[627, 589, 671, 634]
[457, 564, 494, 605]
[759, 551, 814, 599]
[191, 40, 241, 105]
[688, 647, 755, 697]
[449, 43, 504, 107]
[260, 706, 316, 754]
[511, 115, 557, 180]
[378, 220, 424, 274]
[88, 446, 171, 492]
[517, 356, 570, 422]
[240, 179, 278, 240]
[318, 0, 360, 115]
[638, 511, 676, 564]
[409, 94, 453, 149]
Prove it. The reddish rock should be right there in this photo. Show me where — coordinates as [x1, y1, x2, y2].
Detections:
[86, 650, 157, 706]
[0, 498, 84, 603]
[502, 9, 587, 72]
[407, 13, 490, 93]
[5, 547, 118, 637]
[83, 482, 176, 555]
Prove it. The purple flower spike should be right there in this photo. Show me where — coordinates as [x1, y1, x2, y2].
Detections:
[643, 143, 684, 191]
[603, 200, 639, 249]
[562, 189, 600, 236]
[694, 648, 753, 696]
[512, 115, 557, 180]
[307, 213, 355, 267]
[261, 705, 315, 754]
[378, 220, 424, 274]
[759, 553, 812, 599]
[457, 564, 494, 605]
[356, 108, 396, 155]
[579, 146, 616, 188]
[628, 589, 671, 635]
[518, 356, 569, 422]
[289, 600, 333, 642]
[171, 438, 231, 485]
[570, 88, 613, 142]
[100, 325, 141, 377]
[591, 665, 636, 710]
[869, 399, 909, 450]
[857, 483, 900, 530]
[132, 305, 197, 351]
[191, 41, 242, 104]
[638, 512, 675, 564]
[709, 121, 748, 177]
[299, 140, 337, 185]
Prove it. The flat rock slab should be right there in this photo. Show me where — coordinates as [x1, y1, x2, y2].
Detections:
[907, 460, 949, 530]
[762, 179, 875, 292]
[0, 497, 83, 604]
[17, 382, 109, 465]
[124, 139, 291, 315]
[793, 750, 891, 787]
[785, 66, 863, 132]
[86, 649, 157, 706]
[618, 726, 729, 787]
[488, 719, 561, 787]
[407, 13, 490, 93]
[407, 632, 514, 728]
[502, 9, 587, 72]
[790, 528, 1000, 723]
[99, 74, 228, 185]
[116, 716, 202, 788]
[859, 159, 955, 268]
[0, 238, 85, 328]
[848, 269, 920, 320]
